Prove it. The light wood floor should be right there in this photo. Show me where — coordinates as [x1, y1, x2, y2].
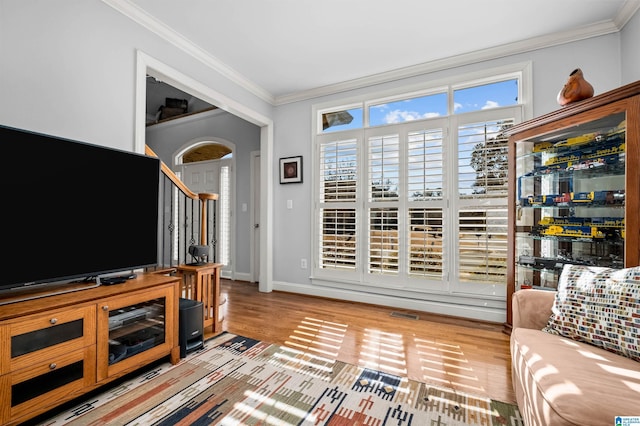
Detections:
[213, 279, 516, 405]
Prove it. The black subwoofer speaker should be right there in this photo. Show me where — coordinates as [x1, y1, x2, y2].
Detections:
[179, 298, 204, 358]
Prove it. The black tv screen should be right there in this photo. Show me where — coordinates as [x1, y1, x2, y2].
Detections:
[1, 125, 160, 293]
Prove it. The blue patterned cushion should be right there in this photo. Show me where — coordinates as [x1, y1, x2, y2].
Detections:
[543, 264, 640, 362]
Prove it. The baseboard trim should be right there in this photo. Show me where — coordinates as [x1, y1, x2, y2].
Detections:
[272, 280, 506, 323]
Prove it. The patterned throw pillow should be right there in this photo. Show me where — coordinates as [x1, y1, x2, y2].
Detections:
[542, 264, 640, 362]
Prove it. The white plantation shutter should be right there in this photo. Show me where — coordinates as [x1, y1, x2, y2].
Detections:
[406, 128, 445, 279]
[407, 129, 444, 201]
[456, 119, 513, 283]
[367, 133, 400, 275]
[368, 134, 400, 201]
[320, 138, 357, 202]
[458, 120, 511, 199]
[368, 208, 399, 274]
[320, 208, 357, 270]
[408, 208, 444, 278]
[319, 137, 358, 271]
[458, 207, 508, 282]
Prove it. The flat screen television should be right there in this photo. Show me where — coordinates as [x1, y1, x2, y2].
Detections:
[1, 124, 160, 295]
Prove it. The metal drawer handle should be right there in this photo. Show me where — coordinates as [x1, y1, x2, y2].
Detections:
[102, 306, 109, 311]
[50, 318, 58, 324]
[49, 363, 57, 370]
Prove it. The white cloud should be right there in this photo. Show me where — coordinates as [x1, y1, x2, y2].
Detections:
[454, 102, 463, 111]
[481, 100, 499, 110]
[384, 110, 440, 124]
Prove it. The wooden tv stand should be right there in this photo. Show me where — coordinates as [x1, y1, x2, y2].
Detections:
[0, 273, 180, 425]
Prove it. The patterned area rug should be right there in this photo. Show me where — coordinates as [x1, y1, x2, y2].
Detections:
[38, 333, 523, 425]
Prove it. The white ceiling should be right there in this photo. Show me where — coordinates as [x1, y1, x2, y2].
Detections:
[112, 0, 639, 104]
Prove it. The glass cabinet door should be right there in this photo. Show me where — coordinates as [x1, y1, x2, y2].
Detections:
[514, 112, 626, 290]
[107, 297, 166, 365]
[97, 285, 175, 381]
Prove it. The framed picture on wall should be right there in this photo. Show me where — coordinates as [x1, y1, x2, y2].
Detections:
[279, 156, 303, 184]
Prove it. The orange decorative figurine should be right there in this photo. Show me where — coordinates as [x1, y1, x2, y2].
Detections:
[557, 68, 594, 106]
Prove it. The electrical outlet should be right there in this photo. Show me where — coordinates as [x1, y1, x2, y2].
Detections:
[300, 258, 308, 269]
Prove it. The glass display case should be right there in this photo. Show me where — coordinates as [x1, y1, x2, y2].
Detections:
[513, 113, 626, 290]
[505, 80, 640, 329]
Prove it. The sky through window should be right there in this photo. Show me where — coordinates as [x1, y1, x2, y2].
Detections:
[321, 79, 518, 132]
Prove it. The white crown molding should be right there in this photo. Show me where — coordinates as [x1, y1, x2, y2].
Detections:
[275, 19, 624, 105]
[104, 0, 637, 107]
[102, 0, 275, 105]
[615, 0, 640, 27]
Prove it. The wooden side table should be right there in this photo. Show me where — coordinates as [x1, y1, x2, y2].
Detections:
[176, 263, 223, 334]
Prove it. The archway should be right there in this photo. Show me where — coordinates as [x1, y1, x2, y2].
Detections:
[182, 143, 232, 163]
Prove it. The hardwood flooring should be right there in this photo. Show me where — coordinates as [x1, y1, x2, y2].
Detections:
[213, 279, 516, 405]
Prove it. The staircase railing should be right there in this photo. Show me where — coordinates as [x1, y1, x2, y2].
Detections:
[145, 146, 218, 270]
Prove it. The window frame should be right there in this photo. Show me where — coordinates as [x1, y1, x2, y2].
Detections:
[311, 62, 531, 301]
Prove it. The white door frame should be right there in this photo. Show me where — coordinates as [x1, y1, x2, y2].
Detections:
[135, 50, 273, 292]
[250, 150, 260, 283]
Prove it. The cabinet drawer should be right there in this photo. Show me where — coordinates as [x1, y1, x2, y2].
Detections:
[1, 305, 96, 374]
[0, 345, 96, 424]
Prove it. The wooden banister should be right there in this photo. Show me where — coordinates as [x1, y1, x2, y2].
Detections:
[198, 193, 218, 245]
[146, 145, 199, 200]
[145, 145, 219, 265]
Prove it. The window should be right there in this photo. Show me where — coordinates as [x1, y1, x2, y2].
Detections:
[453, 79, 519, 114]
[314, 69, 525, 300]
[369, 92, 447, 126]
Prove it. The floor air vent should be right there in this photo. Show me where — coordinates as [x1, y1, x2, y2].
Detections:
[390, 311, 419, 320]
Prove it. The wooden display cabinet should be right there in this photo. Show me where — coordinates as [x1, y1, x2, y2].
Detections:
[0, 273, 180, 425]
[504, 80, 640, 330]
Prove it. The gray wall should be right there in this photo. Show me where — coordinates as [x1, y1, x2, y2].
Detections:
[0, 0, 272, 149]
[146, 110, 260, 277]
[621, 7, 640, 84]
